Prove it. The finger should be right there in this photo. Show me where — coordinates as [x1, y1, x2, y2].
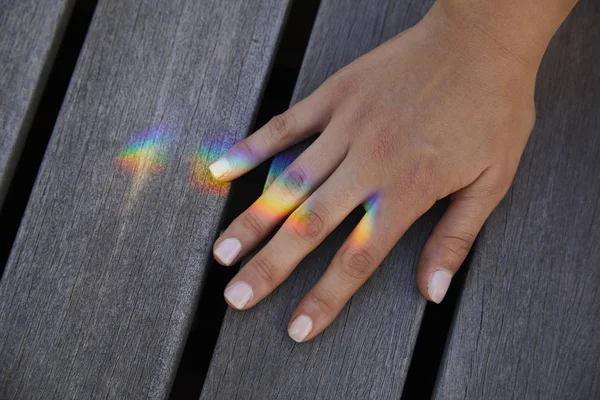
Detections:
[417, 167, 510, 303]
[209, 90, 332, 181]
[223, 161, 368, 310]
[287, 193, 430, 342]
[213, 131, 345, 266]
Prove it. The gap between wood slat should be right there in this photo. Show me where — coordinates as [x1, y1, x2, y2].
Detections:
[0, 0, 99, 277]
[402, 228, 473, 399]
[168, 0, 322, 398]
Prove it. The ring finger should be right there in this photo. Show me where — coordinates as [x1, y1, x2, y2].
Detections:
[287, 193, 430, 342]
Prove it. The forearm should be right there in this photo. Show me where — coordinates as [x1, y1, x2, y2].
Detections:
[432, 0, 578, 69]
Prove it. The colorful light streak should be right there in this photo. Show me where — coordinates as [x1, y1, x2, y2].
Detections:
[251, 184, 299, 225]
[193, 135, 331, 236]
[351, 192, 381, 246]
[248, 155, 310, 230]
[192, 132, 382, 247]
[190, 133, 239, 195]
[114, 125, 173, 211]
[264, 156, 289, 190]
[252, 170, 323, 234]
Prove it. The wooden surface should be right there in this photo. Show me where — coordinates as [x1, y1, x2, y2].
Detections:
[434, 1, 600, 399]
[2, 0, 598, 398]
[0, 0, 75, 207]
[0, 0, 290, 398]
[200, 1, 438, 399]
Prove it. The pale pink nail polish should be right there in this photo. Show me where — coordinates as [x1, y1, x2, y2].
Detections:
[288, 314, 313, 342]
[224, 281, 253, 309]
[214, 238, 241, 266]
[428, 269, 453, 303]
[209, 158, 232, 179]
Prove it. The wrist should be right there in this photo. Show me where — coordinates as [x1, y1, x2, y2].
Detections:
[426, 0, 576, 72]
[401, 2, 536, 103]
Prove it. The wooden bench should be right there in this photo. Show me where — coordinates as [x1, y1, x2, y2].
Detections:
[0, 0, 598, 399]
[0, 0, 75, 207]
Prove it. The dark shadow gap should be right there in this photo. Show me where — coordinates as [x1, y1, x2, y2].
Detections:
[401, 237, 472, 400]
[0, 0, 99, 276]
[168, 0, 322, 399]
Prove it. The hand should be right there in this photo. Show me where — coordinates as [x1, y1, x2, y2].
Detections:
[209, 2, 539, 342]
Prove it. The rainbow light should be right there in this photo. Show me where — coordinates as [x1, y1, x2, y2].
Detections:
[251, 185, 298, 224]
[351, 192, 381, 246]
[115, 126, 172, 173]
[251, 174, 322, 234]
[191, 134, 322, 233]
[256, 155, 313, 228]
[114, 125, 173, 210]
[189, 133, 239, 195]
[264, 155, 289, 190]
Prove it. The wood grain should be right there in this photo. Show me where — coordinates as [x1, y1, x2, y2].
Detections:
[434, 1, 600, 398]
[200, 1, 438, 399]
[0, 0, 290, 398]
[0, 0, 75, 207]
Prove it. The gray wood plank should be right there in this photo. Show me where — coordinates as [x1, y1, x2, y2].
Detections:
[0, 0, 76, 207]
[200, 1, 438, 399]
[434, 1, 600, 399]
[0, 0, 291, 398]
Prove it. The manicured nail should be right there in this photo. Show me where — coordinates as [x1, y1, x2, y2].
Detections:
[209, 157, 231, 179]
[288, 314, 313, 342]
[428, 269, 453, 303]
[224, 281, 253, 309]
[214, 238, 241, 266]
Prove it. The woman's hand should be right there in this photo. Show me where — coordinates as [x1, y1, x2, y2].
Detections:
[209, 1, 544, 342]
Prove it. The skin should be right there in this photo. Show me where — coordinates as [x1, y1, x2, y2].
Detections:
[209, 0, 578, 342]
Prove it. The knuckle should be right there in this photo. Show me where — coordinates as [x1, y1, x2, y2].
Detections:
[308, 291, 337, 314]
[232, 139, 255, 159]
[338, 246, 376, 281]
[281, 166, 309, 196]
[267, 113, 295, 143]
[252, 255, 278, 284]
[438, 233, 475, 258]
[289, 204, 328, 243]
[239, 211, 264, 236]
[326, 71, 360, 101]
[403, 150, 439, 198]
[495, 170, 516, 196]
[483, 181, 512, 201]
[365, 130, 395, 165]
[395, 194, 429, 221]
[471, 171, 515, 203]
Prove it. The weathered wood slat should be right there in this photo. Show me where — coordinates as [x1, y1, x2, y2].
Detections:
[434, 1, 600, 399]
[200, 1, 437, 399]
[0, 0, 75, 207]
[0, 0, 290, 398]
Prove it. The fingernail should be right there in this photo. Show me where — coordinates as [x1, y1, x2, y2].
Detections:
[224, 281, 253, 309]
[428, 269, 453, 303]
[214, 238, 241, 266]
[288, 314, 313, 342]
[209, 157, 231, 179]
